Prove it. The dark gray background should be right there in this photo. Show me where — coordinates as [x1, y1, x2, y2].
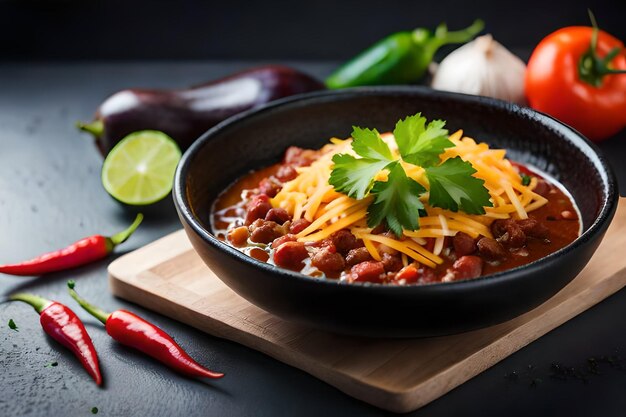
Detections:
[1, 1, 626, 416]
[0, 0, 624, 61]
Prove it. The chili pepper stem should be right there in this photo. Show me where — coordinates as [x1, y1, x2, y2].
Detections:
[9, 293, 52, 313]
[76, 120, 104, 138]
[430, 19, 484, 45]
[107, 213, 144, 250]
[67, 282, 110, 325]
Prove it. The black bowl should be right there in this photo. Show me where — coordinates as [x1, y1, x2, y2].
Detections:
[173, 87, 618, 337]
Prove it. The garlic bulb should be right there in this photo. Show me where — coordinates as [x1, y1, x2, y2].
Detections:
[431, 34, 527, 104]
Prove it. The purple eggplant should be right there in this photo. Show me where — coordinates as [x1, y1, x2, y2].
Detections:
[77, 65, 325, 155]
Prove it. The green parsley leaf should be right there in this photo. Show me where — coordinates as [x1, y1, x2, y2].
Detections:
[521, 174, 531, 186]
[367, 162, 426, 236]
[350, 126, 394, 161]
[8, 319, 18, 331]
[45, 361, 58, 368]
[393, 113, 452, 167]
[91, 406, 99, 414]
[329, 114, 492, 233]
[329, 154, 391, 200]
[425, 157, 492, 214]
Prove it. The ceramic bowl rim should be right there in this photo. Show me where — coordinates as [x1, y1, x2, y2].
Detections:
[173, 86, 618, 294]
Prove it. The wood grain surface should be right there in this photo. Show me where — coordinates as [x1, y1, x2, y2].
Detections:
[109, 198, 626, 413]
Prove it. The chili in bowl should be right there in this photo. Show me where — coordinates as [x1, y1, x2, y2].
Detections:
[212, 124, 581, 286]
[174, 87, 617, 337]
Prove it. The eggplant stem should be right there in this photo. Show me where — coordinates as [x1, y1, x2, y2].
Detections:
[76, 120, 104, 138]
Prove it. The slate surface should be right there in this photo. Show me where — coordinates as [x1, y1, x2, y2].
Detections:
[0, 62, 625, 417]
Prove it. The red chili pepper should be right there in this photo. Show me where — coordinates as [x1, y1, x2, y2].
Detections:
[9, 292, 102, 385]
[0, 214, 143, 276]
[67, 281, 224, 379]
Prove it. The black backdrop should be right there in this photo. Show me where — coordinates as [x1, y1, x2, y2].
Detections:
[1, 0, 624, 61]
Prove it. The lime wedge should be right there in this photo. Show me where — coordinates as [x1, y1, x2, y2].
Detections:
[101, 131, 181, 206]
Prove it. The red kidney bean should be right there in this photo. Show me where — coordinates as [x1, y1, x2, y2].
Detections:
[330, 230, 360, 255]
[265, 208, 291, 224]
[450, 255, 483, 280]
[245, 194, 272, 226]
[289, 218, 312, 234]
[249, 219, 282, 244]
[283, 147, 319, 167]
[453, 232, 477, 257]
[258, 178, 281, 198]
[273, 242, 309, 269]
[275, 165, 298, 182]
[311, 246, 345, 273]
[271, 234, 297, 249]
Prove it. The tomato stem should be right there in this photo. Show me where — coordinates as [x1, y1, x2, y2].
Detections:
[578, 10, 626, 87]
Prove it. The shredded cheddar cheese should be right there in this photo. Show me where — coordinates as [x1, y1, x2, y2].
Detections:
[271, 130, 548, 268]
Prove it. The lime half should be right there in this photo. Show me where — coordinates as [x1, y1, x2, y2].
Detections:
[102, 131, 181, 206]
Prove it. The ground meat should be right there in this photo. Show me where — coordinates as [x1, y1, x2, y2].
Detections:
[517, 218, 549, 239]
[450, 256, 483, 280]
[345, 247, 372, 266]
[477, 237, 508, 261]
[349, 261, 385, 283]
[289, 218, 312, 234]
[258, 178, 281, 198]
[273, 242, 309, 269]
[275, 165, 298, 182]
[311, 246, 345, 274]
[381, 253, 403, 272]
[245, 194, 272, 226]
[453, 232, 477, 257]
[265, 208, 291, 224]
[271, 234, 297, 249]
[330, 230, 361, 255]
[227, 226, 249, 246]
[490, 220, 506, 238]
[497, 219, 527, 249]
[249, 219, 283, 244]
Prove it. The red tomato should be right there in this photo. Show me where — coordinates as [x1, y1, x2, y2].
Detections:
[525, 26, 626, 141]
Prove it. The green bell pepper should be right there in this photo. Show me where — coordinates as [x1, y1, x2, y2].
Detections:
[325, 19, 484, 89]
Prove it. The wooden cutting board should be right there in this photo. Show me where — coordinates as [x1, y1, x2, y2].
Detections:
[109, 198, 626, 413]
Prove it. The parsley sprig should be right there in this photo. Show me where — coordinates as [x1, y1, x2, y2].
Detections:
[329, 113, 492, 235]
